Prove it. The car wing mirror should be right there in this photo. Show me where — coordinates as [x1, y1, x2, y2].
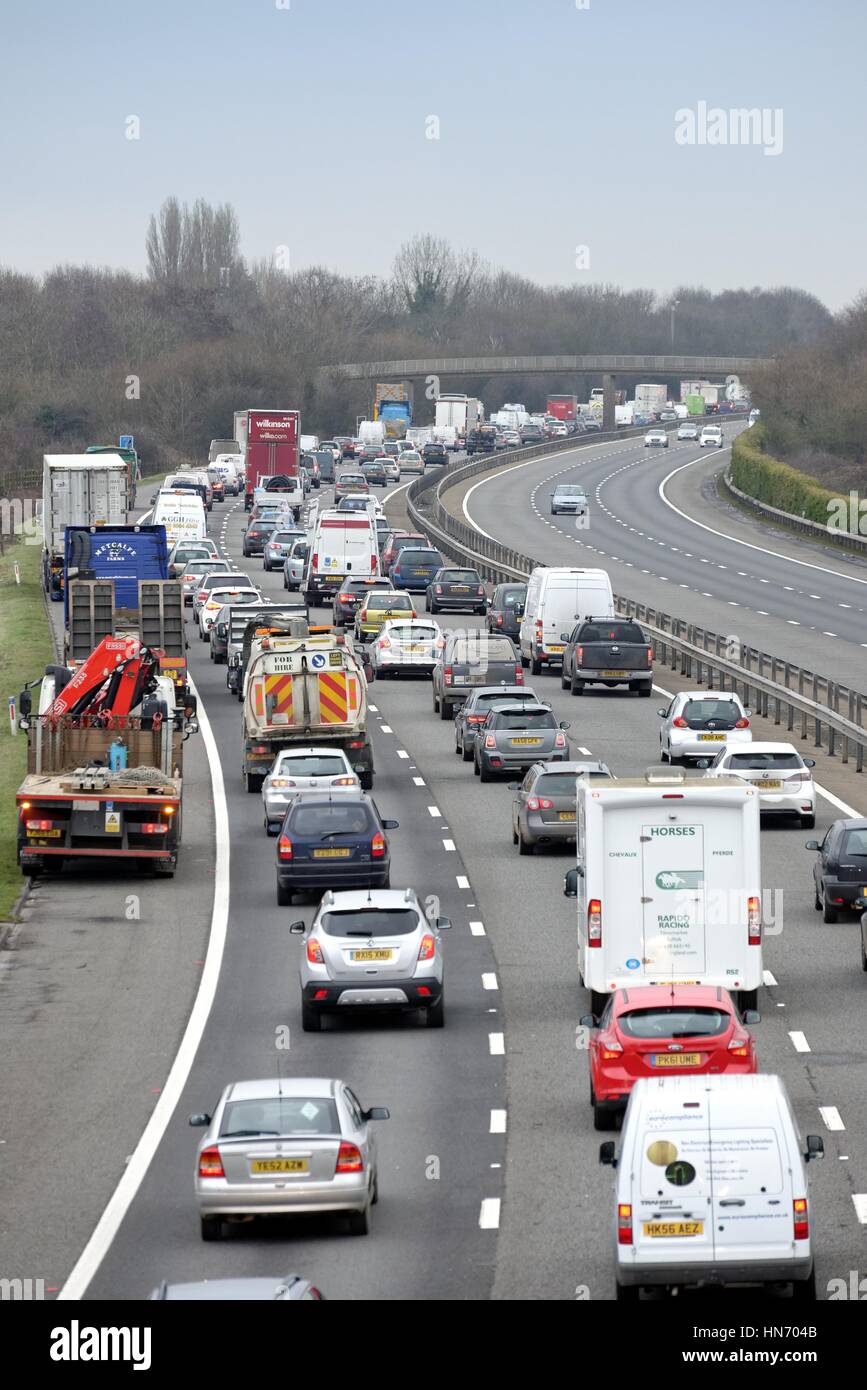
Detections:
[804, 840, 820, 851]
[507, 782, 521, 791]
[559, 721, 571, 730]
[599, 1141, 617, 1168]
[564, 868, 579, 898]
[436, 917, 452, 930]
[289, 921, 306, 935]
[805, 1135, 824, 1162]
[579, 1014, 596, 1029]
[381, 819, 399, 830]
[804, 758, 816, 768]
[696, 759, 710, 769]
[742, 1009, 761, 1025]
[188, 1113, 211, 1127]
[364, 1106, 390, 1121]
[656, 709, 667, 718]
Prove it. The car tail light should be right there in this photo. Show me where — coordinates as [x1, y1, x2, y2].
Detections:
[417, 933, 436, 962]
[306, 937, 324, 964]
[378, 636, 391, 649]
[535, 619, 543, 637]
[140, 823, 168, 835]
[435, 585, 443, 594]
[410, 609, 417, 618]
[555, 732, 567, 748]
[576, 645, 583, 664]
[793, 1198, 809, 1240]
[515, 667, 523, 684]
[196, 589, 208, 601]
[484, 734, 496, 749]
[526, 797, 554, 811]
[477, 586, 485, 595]
[588, 899, 602, 947]
[312, 554, 318, 569]
[25, 819, 54, 832]
[467, 713, 486, 724]
[278, 835, 293, 860]
[784, 770, 807, 783]
[371, 832, 386, 858]
[444, 666, 453, 686]
[647, 646, 654, 664]
[349, 740, 364, 749]
[617, 1203, 633, 1246]
[251, 745, 268, 755]
[672, 717, 688, 728]
[336, 1142, 363, 1174]
[728, 1037, 750, 1056]
[735, 717, 750, 729]
[495, 614, 503, 626]
[198, 1146, 225, 1179]
[747, 895, 761, 945]
[601, 1040, 623, 1059]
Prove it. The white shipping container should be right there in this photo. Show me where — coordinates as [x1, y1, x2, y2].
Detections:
[42, 455, 129, 557]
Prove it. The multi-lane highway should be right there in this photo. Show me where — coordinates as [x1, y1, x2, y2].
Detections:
[4, 451, 867, 1302]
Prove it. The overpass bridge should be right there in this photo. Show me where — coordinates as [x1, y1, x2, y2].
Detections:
[319, 354, 770, 428]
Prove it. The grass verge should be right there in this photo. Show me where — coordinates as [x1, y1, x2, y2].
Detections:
[0, 540, 54, 918]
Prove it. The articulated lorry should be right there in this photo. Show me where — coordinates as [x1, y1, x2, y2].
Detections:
[242, 631, 373, 792]
[16, 635, 198, 879]
[42, 455, 130, 601]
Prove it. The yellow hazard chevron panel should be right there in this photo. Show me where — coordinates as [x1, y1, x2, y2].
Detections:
[265, 673, 294, 717]
[318, 671, 348, 723]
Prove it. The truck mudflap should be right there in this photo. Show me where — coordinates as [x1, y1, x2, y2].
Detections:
[17, 794, 180, 874]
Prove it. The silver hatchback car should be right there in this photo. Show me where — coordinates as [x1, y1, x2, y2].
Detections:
[290, 888, 451, 1030]
[262, 747, 360, 833]
[510, 759, 613, 853]
[473, 702, 570, 781]
[190, 1076, 389, 1240]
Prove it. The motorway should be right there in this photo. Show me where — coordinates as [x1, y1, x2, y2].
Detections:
[3, 450, 867, 1301]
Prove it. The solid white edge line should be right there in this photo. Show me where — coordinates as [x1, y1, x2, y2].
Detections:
[658, 454, 867, 589]
[490, 1109, 507, 1133]
[853, 1194, 867, 1223]
[57, 678, 230, 1300]
[479, 1197, 501, 1229]
[488, 1032, 505, 1055]
[482, 972, 499, 991]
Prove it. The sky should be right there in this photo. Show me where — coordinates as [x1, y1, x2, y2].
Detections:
[1, 0, 864, 309]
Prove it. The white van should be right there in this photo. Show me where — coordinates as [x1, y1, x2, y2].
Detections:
[565, 768, 762, 1014]
[152, 489, 208, 545]
[305, 508, 379, 606]
[520, 567, 614, 673]
[600, 1074, 824, 1301]
[300, 434, 320, 454]
[211, 454, 242, 495]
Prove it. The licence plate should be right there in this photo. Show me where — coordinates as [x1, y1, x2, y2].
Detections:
[547, 645, 564, 653]
[407, 645, 426, 653]
[602, 669, 629, 677]
[652, 1053, 701, 1067]
[643, 1221, 703, 1238]
[27, 828, 61, 838]
[759, 780, 782, 789]
[451, 586, 469, 592]
[558, 811, 575, 822]
[699, 733, 725, 741]
[511, 737, 542, 745]
[251, 1158, 308, 1174]
[413, 569, 428, 575]
[351, 949, 394, 962]
[313, 847, 352, 858]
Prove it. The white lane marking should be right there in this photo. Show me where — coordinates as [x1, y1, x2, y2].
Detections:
[479, 1198, 501, 1229]
[578, 746, 592, 756]
[57, 677, 229, 1300]
[396, 749, 409, 759]
[789, 1031, 811, 1053]
[819, 1106, 845, 1132]
[482, 972, 499, 991]
[488, 1033, 505, 1055]
[380, 724, 393, 733]
[490, 1109, 507, 1134]
[853, 1195, 867, 1223]
[762, 970, 778, 987]
[817, 785, 861, 816]
[368, 704, 378, 712]
[469, 920, 486, 936]
[443, 838, 456, 851]
[658, 456, 867, 589]
[456, 875, 470, 888]
[427, 805, 441, 817]
[412, 776, 426, 786]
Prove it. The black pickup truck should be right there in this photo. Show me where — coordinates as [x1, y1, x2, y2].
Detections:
[559, 617, 653, 696]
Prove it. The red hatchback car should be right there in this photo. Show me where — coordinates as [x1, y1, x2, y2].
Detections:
[581, 985, 758, 1131]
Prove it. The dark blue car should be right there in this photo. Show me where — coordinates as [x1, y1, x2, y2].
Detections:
[276, 792, 398, 905]
[389, 547, 444, 593]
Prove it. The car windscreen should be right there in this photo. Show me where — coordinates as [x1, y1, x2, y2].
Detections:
[387, 624, 438, 640]
[493, 710, 556, 730]
[579, 622, 645, 643]
[440, 571, 479, 583]
[399, 551, 442, 566]
[368, 594, 412, 610]
[320, 909, 419, 938]
[536, 772, 582, 796]
[682, 700, 741, 723]
[555, 487, 587, 497]
[618, 1007, 730, 1039]
[205, 574, 248, 588]
[727, 752, 802, 770]
[496, 588, 526, 608]
[841, 829, 867, 856]
[289, 802, 375, 836]
[186, 561, 228, 574]
[220, 1097, 339, 1138]
[275, 755, 349, 778]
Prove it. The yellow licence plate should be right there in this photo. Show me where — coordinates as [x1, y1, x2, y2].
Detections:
[699, 733, 726, 740]
[653, 1053, 701, 1067]
[547, 645, 564, 653]
[407, 645, 426, 653]
[603, 669, 629, 677]
[313, 847, 352, 858]
[559, 811, 576, 821]
[351, 949, 394, 962]
[27, 828, 62, 838]
[251, 1158, 308, 1174]
[512, 737, 542, 745]
[451, 586, 469, 592]
[759, 780, 782, 789]
[644, 1221, 703, 1238]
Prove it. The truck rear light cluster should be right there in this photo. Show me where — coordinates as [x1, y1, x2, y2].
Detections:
[617, 1203, 633, 1245]
[444, 667, 453, 686]
[514, 667, 523, 684]
[793, 1198, 809, 1240]
[140, 823, 168, 835]
[588, 898, 602, 947]
[25, 819, 55, 832]
[576, 646, 583, 663]
[747, 895, 761, 945]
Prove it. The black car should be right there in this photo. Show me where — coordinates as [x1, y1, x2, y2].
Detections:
[806, 819, 867, 923]
[242, 519, 280, 557]
[520, 425, 545, 444]
[486, 583, 527, 639]
[276, 792, 399, 905]
[426, 567, 487, 615]
[361, 460, 388, 487]
[466, 427, 496, 456]
[422, 442, 448, 467]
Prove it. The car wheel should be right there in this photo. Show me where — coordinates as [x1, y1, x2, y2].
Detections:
[814, 883, 822, 911]
[200, 1216, 222, 1242]
[461, 740, 473, 762]
[822, 896, 838, 924]
[359, 770, 374, 790]
[512, 823, 518, 844]
[520, 652, 529, 669]
[801, 814, 816, 829]
[276, 882, 293, 906]
[738, 988, 758, 1013]
[347, 1205, 370, 1236]
[371, 1172, 379, 1205]
[591, 1086, 617, 1132]
[427, 995, 445, 1028]
[439, 697, 451, 722]
[638, 684, 652, 698]
[790, 1269, 817, 1302]
[479, 761, 492, 783]
[590, 990, 608, 1017]
[432, 688, 440, 713]
[473, 758, 480, 777]
[301, 999, 322, 1032]
[561, 665, 570, 690]
[531, 651, 542, 676]
[570, 672, 584, 696]
[518, 834, 533, 856]
[454, 736, 462, 756]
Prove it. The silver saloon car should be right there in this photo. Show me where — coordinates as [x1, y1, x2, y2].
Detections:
[510, 759, 613, 853]
[190, 1077, 389, 1239]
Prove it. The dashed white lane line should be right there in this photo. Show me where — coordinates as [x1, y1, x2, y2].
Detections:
[412, 776, 425, 786]
[482, 972, 499, 991]
[490, 1109, 507, 1134]
[853, 1195, 867, 1223]
[456, 875, 470, 888]
[442, 839, 456, 852]
[469, 920, 486, 936]
[789, 1031, 811, 1054]
[762, 969, 778, 987]
[380, 724, 393, 733]
[427, 805, 441, 817]
[479, 1198, 501, 1229]
[488, 1032, 505, 1056]
[368, 704, 378, 712]
[819, 1106, 845, 1132]
[578, 746, 592, 756]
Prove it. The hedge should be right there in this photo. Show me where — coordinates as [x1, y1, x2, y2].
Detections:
[730, 426, 853, 531]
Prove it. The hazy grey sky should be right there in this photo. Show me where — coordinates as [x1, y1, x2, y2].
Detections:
[2, 0, 864, 308]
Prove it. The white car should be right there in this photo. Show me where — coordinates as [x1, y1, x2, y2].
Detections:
[198, 585, 262, 637]
[381, 458, 401, 483]
[192, 571, 255, 620]
[180, 558, 233, 605]
[677, 423, 699, 440]
[371, 618, 444, 677]
[644, 430, 669, 448]
[658, 690, 752, 764]
[700, 741, 816, 828]
[262, 747, 360, 833]
[396, 450, 423, 473]
[700, 426, 723, 447]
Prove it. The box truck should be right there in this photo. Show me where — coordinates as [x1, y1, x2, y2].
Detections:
[42, 455, 130, 601]
[547, 395, 580, 422]
[634, 384, 668, 417]
[239, 409, 300, 509]
[565, 769, 763, 1014]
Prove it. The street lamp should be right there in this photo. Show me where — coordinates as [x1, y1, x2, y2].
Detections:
[670, 299, 680, 347]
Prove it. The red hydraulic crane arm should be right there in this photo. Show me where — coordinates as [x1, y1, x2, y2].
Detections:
[45, 636, 158, 721]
